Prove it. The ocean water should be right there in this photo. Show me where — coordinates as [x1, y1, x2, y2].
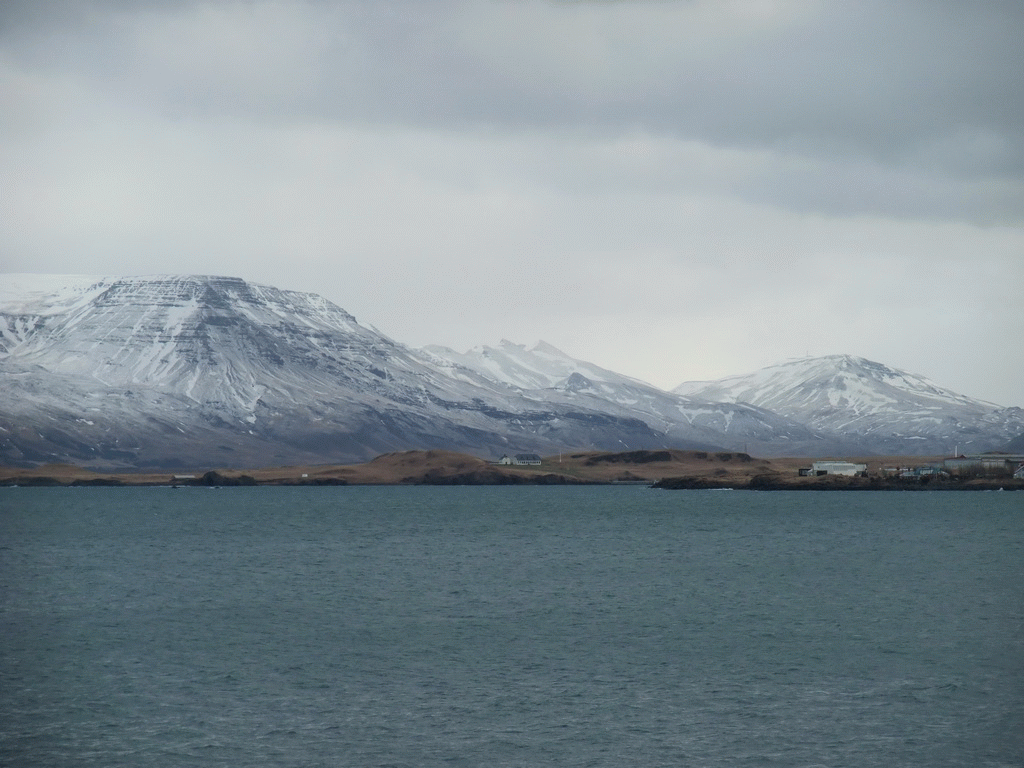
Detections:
[1, 486, 1022, 767]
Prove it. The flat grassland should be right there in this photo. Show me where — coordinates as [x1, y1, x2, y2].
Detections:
[2, 449, 1019, 489]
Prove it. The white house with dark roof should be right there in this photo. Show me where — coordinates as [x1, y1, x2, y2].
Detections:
[498, 453, 542, 466]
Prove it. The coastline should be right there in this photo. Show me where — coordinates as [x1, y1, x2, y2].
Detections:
[2, 449, 1021, 490]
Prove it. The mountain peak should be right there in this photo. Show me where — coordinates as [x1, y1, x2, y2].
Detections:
[4, 277, 1021, 466]
[674, 354, 1019, 454]
[2, 274, 697, 468]
[530, 340, 567, 356]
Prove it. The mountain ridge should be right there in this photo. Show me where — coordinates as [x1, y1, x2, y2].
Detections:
[1, 274, 1019, 468]
[422, 339, 835, 457]
[674, 354, 1024, 455]
[0, 274, 693, 467]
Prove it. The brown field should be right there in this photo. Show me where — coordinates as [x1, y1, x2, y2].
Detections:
[5, 449, 1014, 490]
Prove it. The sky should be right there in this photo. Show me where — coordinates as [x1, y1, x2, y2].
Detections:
[1, 0, 1022, 406]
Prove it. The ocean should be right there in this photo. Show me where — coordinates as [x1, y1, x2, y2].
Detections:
[1, 486, 1022, 767]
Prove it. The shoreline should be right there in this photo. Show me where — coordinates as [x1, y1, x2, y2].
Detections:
[651, 476, 1023, 492]
[2, 449, 1021, 490]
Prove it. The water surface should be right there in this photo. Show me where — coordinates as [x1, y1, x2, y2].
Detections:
[2, 487, 1022, 766]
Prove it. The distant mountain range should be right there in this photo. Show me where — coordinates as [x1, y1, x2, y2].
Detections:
[673, 355, 1024, 457]
[1, 274, 1021, 469]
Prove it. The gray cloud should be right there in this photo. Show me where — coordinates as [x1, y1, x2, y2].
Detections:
[5, 1, 1021, 222]
[1, 0, 1022, 405]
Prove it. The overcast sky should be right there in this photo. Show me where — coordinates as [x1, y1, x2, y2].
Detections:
[2, 0, 1022, 405]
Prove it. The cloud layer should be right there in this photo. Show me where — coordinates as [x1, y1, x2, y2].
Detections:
[2, 0, 1022, 405]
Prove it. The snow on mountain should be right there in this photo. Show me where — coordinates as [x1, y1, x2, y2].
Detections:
[0, 275, 676, 468]
[424, 340, 833, 456]
[3, 275, 1013, 467]
[674, 355, 1024, 455]
[0, 273, 116, 311]
[2, 275, 546, 415]
[422, 340, 655, 393]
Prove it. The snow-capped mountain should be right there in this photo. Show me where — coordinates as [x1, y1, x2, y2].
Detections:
[3, 275, 1016, 468]
[674, 355, 1024, 455]
[0, 275, 677, 468]
[424, 340, 831, 456]
[423, 340, 655, 392]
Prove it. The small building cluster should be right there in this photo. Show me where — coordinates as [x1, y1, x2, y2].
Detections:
[942, 454, 1024, 477]
[498, 453, 542, 466]
[896, 465, 947, 479]
[879, 453, 1024, 481]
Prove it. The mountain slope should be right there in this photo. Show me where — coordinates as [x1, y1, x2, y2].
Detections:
[674, 355, 1024, 455]
[422, 339, 656, 393]
[0, 275, 675, 468]
[424, 341, 835, 456]
[4, 276, 1014, 467]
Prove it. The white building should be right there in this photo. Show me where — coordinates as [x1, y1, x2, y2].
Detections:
[497, 453, 542, 466]
[810, 461, 867, 477]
